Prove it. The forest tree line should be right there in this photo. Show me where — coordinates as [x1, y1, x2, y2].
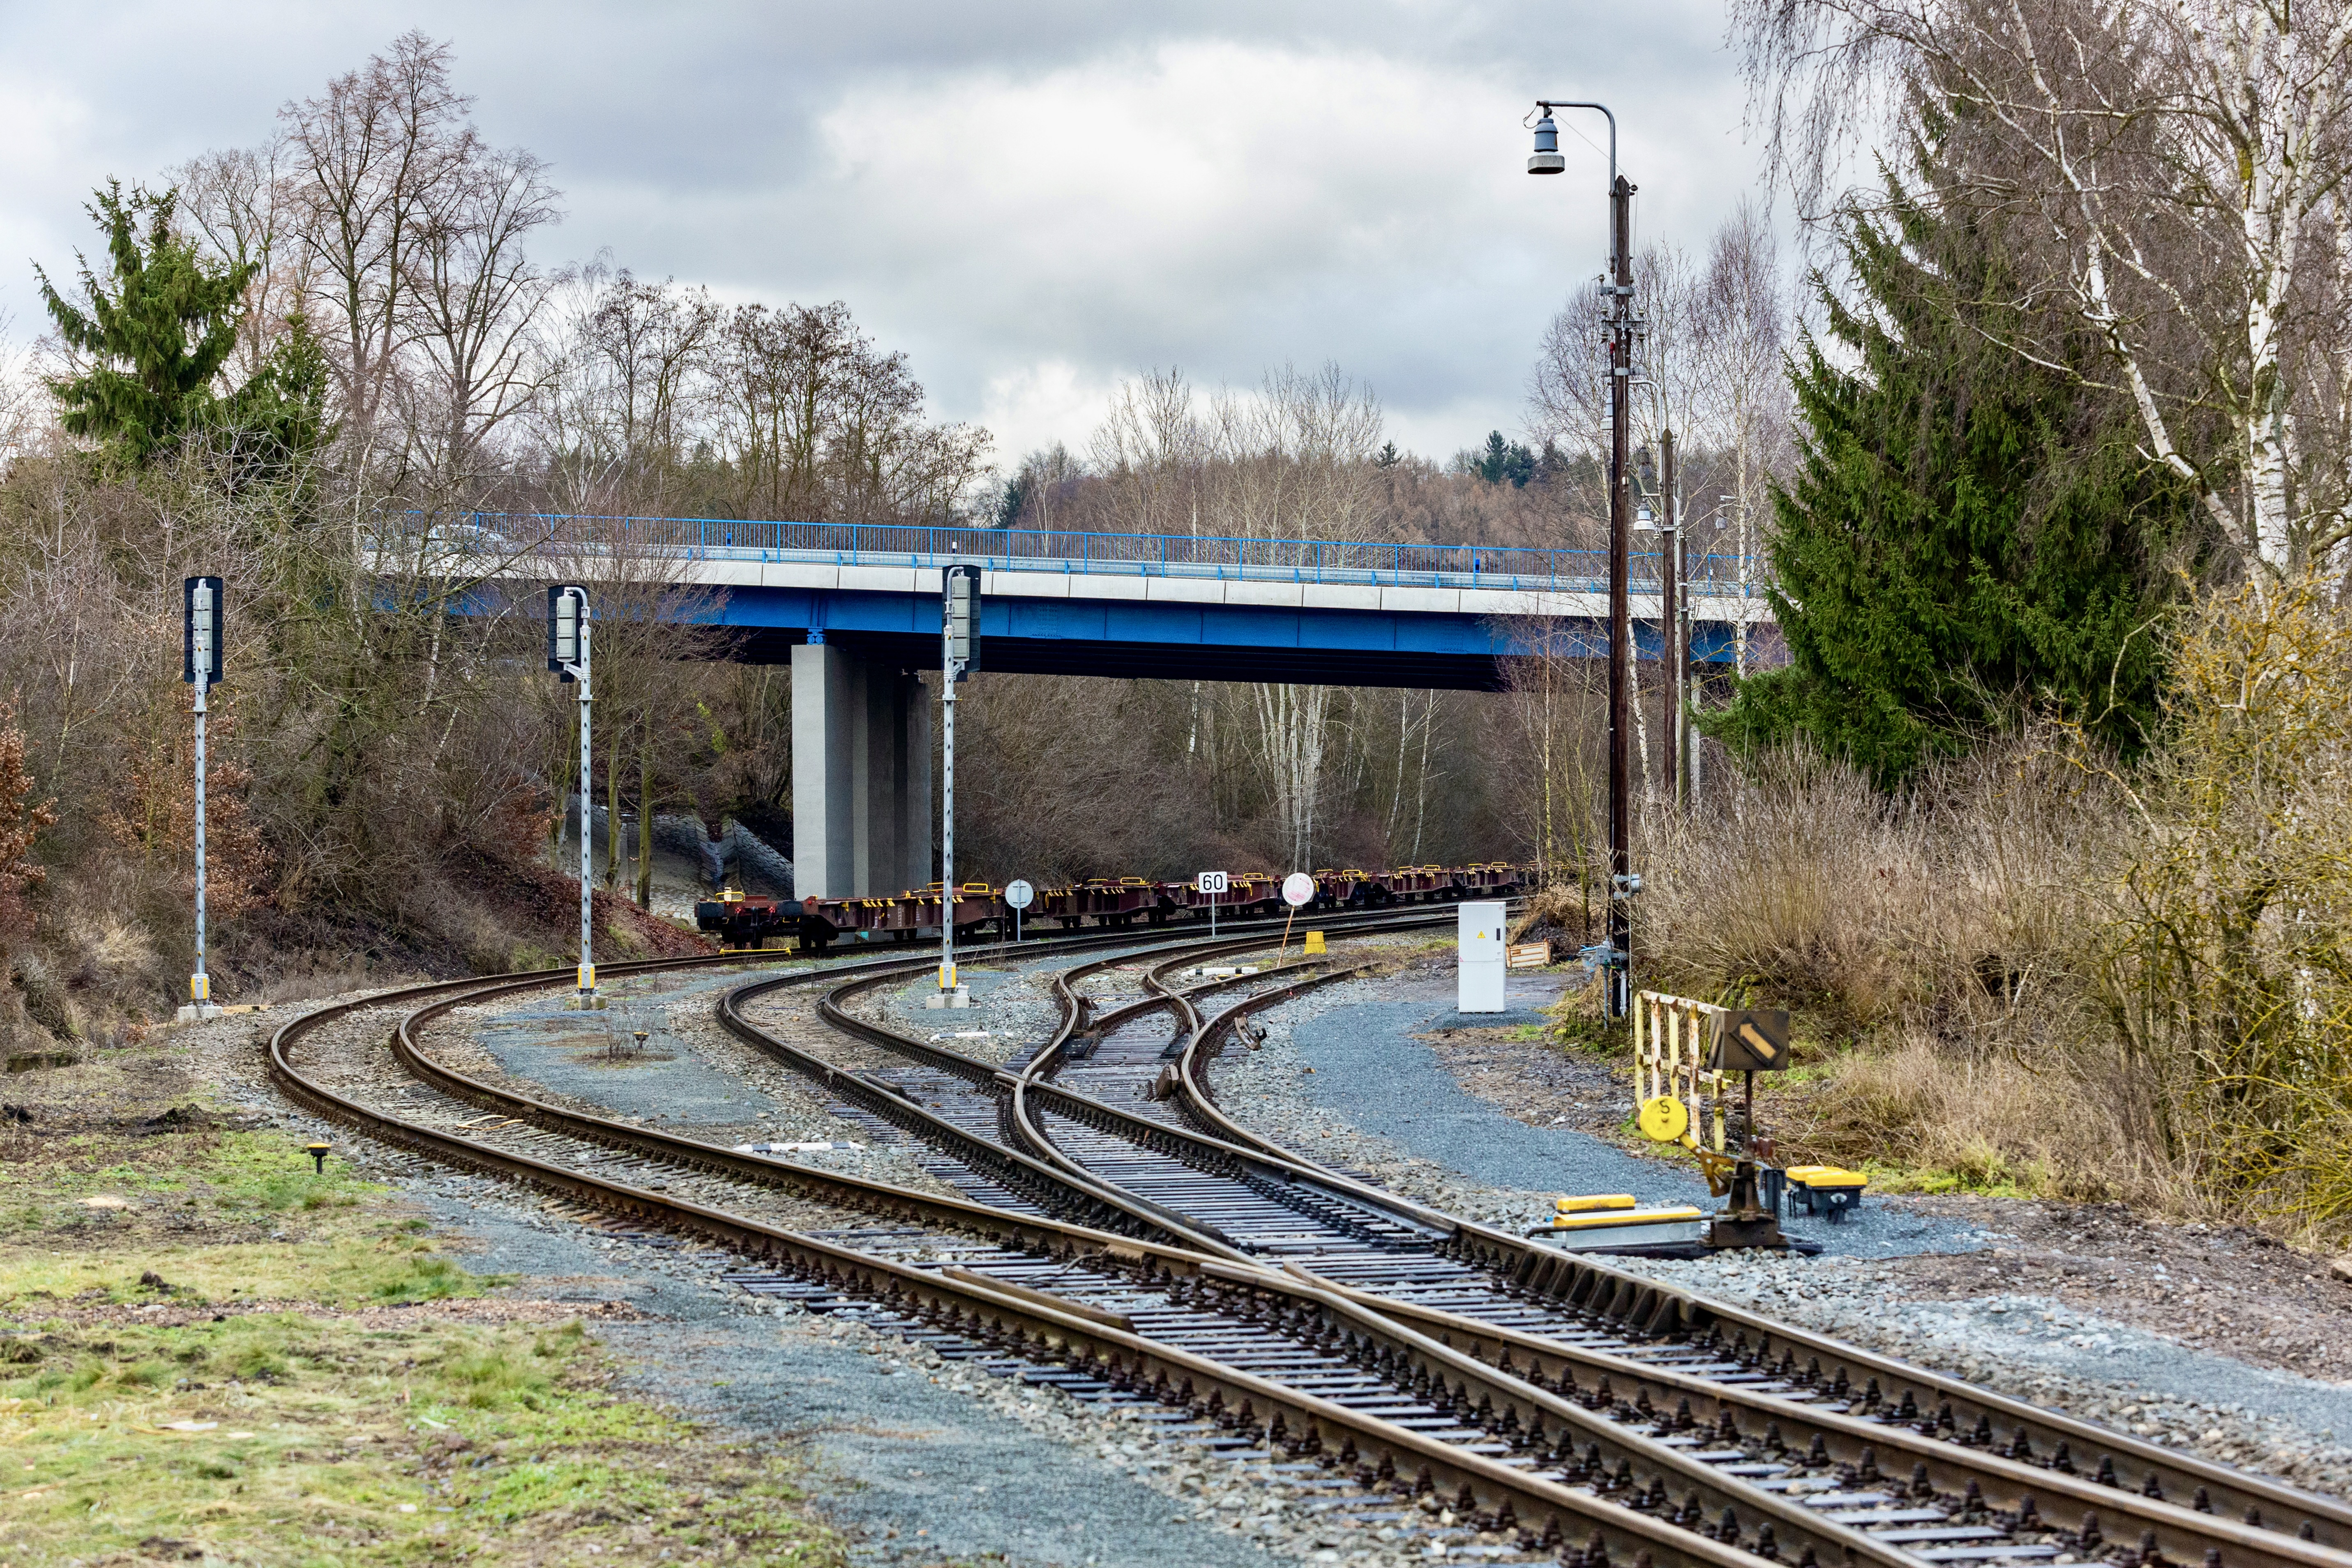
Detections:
[0, 32, 1788, 1045]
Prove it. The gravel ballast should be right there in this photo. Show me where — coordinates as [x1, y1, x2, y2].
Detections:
[174, 941, 2352, 1562]
[1215, 964, 1989, 1257]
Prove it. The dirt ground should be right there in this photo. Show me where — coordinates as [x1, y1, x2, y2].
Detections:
[1873, 1194, 2352, 1384]
[1416, 1022, 1651, 1144]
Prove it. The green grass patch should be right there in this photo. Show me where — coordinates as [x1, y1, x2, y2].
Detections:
[1856, 1152, 2049, 1200]
[0, 1238, 508, 1310]
[0, 1124, 514, 1308]
[0, 1308, 842, 1566]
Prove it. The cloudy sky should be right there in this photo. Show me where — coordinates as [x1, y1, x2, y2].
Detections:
[0, 0, 1768, 468]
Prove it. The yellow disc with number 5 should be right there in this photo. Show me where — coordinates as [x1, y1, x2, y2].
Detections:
[1637, 1095, 1690, 1142]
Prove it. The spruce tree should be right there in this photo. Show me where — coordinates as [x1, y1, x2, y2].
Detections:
[1706, 169, 2202, 787]
[36, 182, 256, 466]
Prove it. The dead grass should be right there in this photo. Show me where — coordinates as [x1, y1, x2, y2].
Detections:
[1769, 1033, 2146, 1199]
[1624, 739, 2176, 1204]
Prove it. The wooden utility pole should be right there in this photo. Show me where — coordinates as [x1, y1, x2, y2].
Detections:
[1607, 173, 1635, 1019]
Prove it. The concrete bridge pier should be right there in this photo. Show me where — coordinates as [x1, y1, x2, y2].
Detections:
[790, 641, 932, 900]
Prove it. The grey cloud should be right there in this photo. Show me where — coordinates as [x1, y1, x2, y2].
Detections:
[1, 0, 1771, 468]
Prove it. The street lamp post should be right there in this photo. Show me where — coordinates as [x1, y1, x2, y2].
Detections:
[1662, 427, 1685, 809]
[1527, 99, 1636, 1019]
[548, 584, 596, 1009]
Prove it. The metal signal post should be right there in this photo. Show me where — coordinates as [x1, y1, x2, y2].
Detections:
[940, 566, 980, 998]
[180, 576, 224, 1023]
[1661, 427, 1685, 809]
[1528, 97, 1637, 1019]
[549, 585, 596, 1008]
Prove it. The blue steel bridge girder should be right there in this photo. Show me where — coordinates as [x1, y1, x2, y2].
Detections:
[688, 585, 1751, 693]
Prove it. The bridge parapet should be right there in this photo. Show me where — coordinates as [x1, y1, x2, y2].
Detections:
[387, 512, 1776, 613]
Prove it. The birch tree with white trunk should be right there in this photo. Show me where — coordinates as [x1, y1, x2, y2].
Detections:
[1734, 0, 2352, 583]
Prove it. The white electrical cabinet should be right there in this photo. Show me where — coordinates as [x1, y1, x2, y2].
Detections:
[1458, 900, 1507, 1013]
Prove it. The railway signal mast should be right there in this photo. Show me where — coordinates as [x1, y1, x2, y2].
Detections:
[549, 585, 597, 1009]
[179, 576, 224, 1024]
[1527, 97, 1637, 1019]
[939, 565, 980, 1002]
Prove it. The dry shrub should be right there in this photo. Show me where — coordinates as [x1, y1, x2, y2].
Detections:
[1638, 741, 2104, 1041]
[1511, 882, 1590, 945]
[1633, 736, 2156, 1200]
[1776, 1032, 2143, 1199]
[0, 704, 54, 951]
[2087, 576, 2352, 1236]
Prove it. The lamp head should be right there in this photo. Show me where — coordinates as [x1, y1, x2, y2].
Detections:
[1528, 113, 1566, 175]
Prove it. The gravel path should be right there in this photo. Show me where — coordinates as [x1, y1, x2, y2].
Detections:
[1211, 966, 1989, 1257]
[405, 1187, 1303, 1568]
[459, 964, 964, 1197]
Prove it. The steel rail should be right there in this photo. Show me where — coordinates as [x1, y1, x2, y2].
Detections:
[1164, 977, 2352, 1556]
[264, 954, 1861, 1565]
[731, 918, 2352, 1563]
[369, 956, 1965, 1567]
[800, 908, 1463, 1252]
[782, 923, 2352, 1568]
[799, 962, 1252, 1256]
[277, 931, 2352, 1568]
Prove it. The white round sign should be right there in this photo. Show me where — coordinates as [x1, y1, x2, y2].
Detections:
[1004, 879, 1035, 910]
[1281, 872, 1316, 907]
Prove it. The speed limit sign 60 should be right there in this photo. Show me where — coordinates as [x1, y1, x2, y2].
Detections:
[1195, 871, 1228, 895]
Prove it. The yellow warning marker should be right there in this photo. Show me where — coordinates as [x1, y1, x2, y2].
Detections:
[1541, 1204, 1706, 1231]
[1636, 1095, 1689, 1142]
[1555, 1194, 1636, 1213]
[1303, 931, 1326, 955]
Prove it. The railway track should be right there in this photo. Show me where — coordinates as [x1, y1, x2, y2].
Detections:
[266, 925, 2352, 1568]
[274, 933, 1877, 1565]
[723, 922, 2352, 1568]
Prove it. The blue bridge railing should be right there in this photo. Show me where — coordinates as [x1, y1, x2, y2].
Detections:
[404, 512, 1771, 602]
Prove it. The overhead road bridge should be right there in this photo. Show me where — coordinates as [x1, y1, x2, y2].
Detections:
[432, 514, 1776, 689]
[410, 514, 1778, 900]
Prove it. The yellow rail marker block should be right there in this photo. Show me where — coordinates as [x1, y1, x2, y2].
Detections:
[1555, 1194, 1637, 1213]
[1542, 1205, 1706, 1231]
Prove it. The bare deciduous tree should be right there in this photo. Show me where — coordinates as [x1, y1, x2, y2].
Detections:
[279, 31, 477, 466]
[1734, 0, 2352, 581]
